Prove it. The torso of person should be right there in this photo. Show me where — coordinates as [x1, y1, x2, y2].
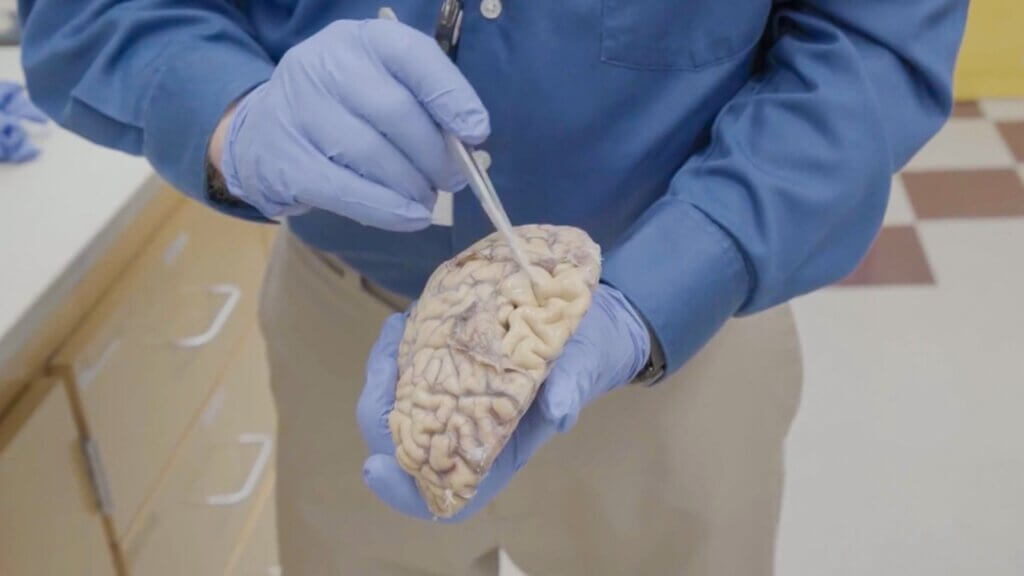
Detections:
[251, 0, 771, 297]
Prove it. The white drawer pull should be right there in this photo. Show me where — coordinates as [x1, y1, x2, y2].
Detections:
[206, 433, 273, 507]
[78, 338, 120, 391]
[176, 284, 241, 348]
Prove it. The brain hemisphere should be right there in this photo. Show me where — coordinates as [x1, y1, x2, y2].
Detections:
[388, 225, 601, 518]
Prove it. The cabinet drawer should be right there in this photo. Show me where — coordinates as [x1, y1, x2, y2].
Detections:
[229, 476, 279, 576]
[0, 379, 117, 576]
[122, 330, 276, 576]
[52, 201, 270, 538]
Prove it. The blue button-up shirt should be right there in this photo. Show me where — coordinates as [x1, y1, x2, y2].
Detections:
[18, 0, 967, 374]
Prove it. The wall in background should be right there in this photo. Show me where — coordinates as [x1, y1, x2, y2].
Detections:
[954, 0, 1024, 100]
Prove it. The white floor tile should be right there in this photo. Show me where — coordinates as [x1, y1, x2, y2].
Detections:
[905, 119, 1016, 171]
[980, 99, 1024, 121]
[918, 220, 1024, 285]
[780, 219, 1024, 576]
[883, 176, 915, 225]
[783, 292, 1024, 575]
[499, 549, 528, 576]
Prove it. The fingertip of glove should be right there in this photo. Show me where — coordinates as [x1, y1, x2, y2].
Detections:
[19, 108, 49, 125]
[441, 171, 469, 195]
[453, 109, 490, 146]
[363, 455, 437, 520]
[382, 311, 407, 336]
[362, 457, 379, 486]
[368, 204, 432, 232]
[539, 377, 580, 433]
[393, 195, 433, 218]
[362, 454, 394, 487]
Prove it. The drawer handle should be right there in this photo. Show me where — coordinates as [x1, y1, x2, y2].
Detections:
[176, 284, 242, 349]
[206, 433, 273, 507]
[78, 338, 121, 391]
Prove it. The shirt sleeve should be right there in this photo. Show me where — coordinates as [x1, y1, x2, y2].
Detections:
[17, 0, 275, 218]
[602, 0, 969, 374]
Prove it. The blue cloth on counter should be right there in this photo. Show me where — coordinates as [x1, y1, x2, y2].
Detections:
[17, 0, 968, 374]
[0, 115, 36, 163]
[0, 80, 46, 163]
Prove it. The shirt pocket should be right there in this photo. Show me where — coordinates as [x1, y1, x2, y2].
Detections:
[600, 0, 770, 71]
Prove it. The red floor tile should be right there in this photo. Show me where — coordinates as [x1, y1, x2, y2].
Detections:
[902, 169, 1024, 219]
[952, 101, 982, 118]
[837, 226, 935, 287]
[996, 121, 1024, 163]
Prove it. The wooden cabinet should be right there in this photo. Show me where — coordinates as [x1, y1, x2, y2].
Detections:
[1, 193, 280, 575]
[121, 331, 276, 576]
[0, 379, 118, 576]
[51, 201, 268, 539]
[229, 473, 280, 576]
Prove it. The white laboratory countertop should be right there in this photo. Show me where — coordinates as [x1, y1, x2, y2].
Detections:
[0, 47, 159, 368]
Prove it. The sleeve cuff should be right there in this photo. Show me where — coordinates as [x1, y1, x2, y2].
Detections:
[601, 199, 751, 374]
[142, 45, 274, 220]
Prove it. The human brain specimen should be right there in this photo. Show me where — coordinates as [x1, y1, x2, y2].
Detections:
[388, 224, 601, 518]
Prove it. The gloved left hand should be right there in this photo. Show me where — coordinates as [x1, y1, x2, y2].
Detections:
[1, 81, 48, 163]
[357, 283, 651, 522]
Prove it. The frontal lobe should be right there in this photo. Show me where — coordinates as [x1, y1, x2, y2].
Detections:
[388, 225, 601, 517]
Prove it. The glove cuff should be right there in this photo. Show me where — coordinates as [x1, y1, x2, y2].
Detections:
[220, 83, 308, 220]
[598, 283, 652, 386]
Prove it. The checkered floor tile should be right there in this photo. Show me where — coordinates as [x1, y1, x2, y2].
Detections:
[777, 97, 1024, 576]
[837, 99, 1024, 287]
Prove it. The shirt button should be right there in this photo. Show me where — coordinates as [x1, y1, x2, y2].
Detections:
[480, 0, 502, 20]
[472, 150, 492, 171]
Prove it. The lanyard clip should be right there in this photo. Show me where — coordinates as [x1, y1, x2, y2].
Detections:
[435, 0, 464, 60]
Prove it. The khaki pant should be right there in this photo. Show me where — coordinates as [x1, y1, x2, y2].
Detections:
[259, 229, 803, 576]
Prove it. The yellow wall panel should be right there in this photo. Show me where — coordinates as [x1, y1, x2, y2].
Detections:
[953, 0, 1024, 100]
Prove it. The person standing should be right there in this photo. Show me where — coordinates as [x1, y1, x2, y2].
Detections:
[18, 1, 968, 573]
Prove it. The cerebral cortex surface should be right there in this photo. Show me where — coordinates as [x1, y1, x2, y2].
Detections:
[388, 224, 601, 518]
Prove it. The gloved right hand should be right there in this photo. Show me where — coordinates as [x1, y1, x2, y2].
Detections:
[216, 19, 490, 230]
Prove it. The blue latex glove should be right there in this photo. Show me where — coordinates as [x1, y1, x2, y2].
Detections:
[0, 114, 38, 163]
[0, 81, 48, 163]
[220, 19, 490, 229]
[0, 81, 48, 123]
[357, 283, 651, 521]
